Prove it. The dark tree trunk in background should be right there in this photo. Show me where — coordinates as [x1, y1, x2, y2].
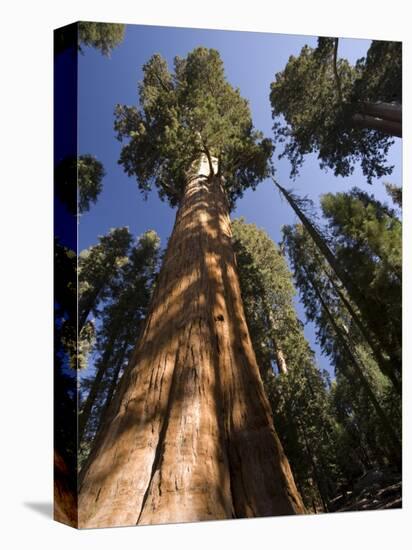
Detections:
[78, 285, 103, 333]
[298, 420, 329, 512]
[303, 265, 401, 465]
[313, 250, 400, 394]
[275, 181, 401, 392]
[78, 342, 115, 443]
[361, 102, 401, 123]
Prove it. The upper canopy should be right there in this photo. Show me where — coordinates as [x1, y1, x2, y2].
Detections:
[115, 47, 273, 209]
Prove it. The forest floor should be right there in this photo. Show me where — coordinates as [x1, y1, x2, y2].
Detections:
[330, 469, 402, 512]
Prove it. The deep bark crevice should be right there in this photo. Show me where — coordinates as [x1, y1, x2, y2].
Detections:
[136, 343, 182, 523]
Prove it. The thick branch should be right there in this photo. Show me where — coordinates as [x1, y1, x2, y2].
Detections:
[153, 69, 172, 93]
[361, 102, 402, 123]
[352, 113, 402, 137]
[332, 38, 343, 104]
[200, 139, 215, 176]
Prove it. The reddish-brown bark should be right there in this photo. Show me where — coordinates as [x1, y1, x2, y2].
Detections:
[78, 157, 305, 528]
[54, 450, 77, 527]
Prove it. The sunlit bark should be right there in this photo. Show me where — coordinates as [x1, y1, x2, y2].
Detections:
[78, 156, 305, 528]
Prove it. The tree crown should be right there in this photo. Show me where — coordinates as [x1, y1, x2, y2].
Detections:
[115, 47, 273, 208]
[78, 22, 125, 56]
[55, 154, 105, 215]
[270, 39, 400, 183]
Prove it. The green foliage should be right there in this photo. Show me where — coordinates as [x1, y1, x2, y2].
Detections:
[282, 219, 401, 469]
[54, 239, 77, 314]
[330, 362, 401, 478]
[384, 182, 402, 209]
[54, 239, 77, 471]
[351, 41, 402, 104]
[78, 227, 132, 331]
[232, 218, 340, 509]
[320, 189, 402, 368]
[78, 22, 125, 56]
[276, 181, 401, 389]
[55, 154, 105, 215]
[78, 230, 160, 460]
[61, 320, 95, 370]
[321, 188, 402, 279]
[266, 359, 339, 510]
[78, 155, 105, 213]
[232, 217, 297, 375]
[115, 48, 272, 208]
[54, 239, 84, 370]
[96, 230, 160, 355]
[270, 40, 400, 182]
[55, 156, 77, 215]
[282, 225, 334, 349]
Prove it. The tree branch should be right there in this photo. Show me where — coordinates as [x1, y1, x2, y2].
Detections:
[332, 38, 343, 105]
[352, 113, 402, 137]
[153, 69, 172, 93]
[197, 132, 215, 176]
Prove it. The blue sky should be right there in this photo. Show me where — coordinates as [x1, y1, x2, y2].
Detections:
[78, 24, 402, 375]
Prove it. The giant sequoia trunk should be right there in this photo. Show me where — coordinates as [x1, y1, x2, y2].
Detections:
[78, 156, 305, 527]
